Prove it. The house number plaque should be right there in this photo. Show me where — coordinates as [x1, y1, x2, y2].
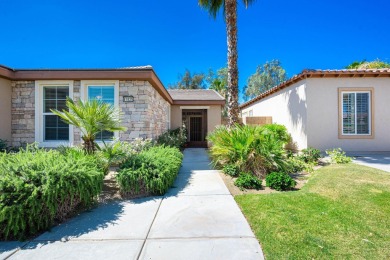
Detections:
[123, 95, 134, 102]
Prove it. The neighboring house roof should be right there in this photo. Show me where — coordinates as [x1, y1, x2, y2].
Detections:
[0, 65, 225, 105]
[240, 69, 390, 109]
[168, 89, 225, 105]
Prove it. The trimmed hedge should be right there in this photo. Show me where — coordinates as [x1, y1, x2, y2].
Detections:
[117, 146, 183, 196]
[0, 145, 104, 240]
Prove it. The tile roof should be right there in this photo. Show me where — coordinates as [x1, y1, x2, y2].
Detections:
[168, 89, 225, 101]
[240, 68, 390, 109]
[2, 65, 154, 71]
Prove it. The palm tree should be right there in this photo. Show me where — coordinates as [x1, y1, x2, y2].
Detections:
[51, 98, 127, 154]
[199, 0, 256, 126]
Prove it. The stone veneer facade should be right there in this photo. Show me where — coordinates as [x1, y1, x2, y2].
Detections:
[11, 80, 170, 147]
[117, 80, 170, 141]
[11, 81, 35, 147]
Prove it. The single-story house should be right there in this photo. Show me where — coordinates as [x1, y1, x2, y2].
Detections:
[240, 69, 390, 152]
[0, 65, 225, 148]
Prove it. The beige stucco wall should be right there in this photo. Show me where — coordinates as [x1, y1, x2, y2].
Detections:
[170, 105, 182, 129]
[306, 78, 390, 152]
[0, 78, 12, 142]
[241, 81, 308, 150]
[170, 105, 222, 135]
[207, 105, 222, 134]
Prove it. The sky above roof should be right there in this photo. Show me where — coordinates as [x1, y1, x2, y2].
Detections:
[1, 0, 389, 102]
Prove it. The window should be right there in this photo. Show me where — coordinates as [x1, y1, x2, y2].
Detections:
[35, 81, 73, 147]
[341, 90, 372, 136]
[43, 86, 69, 141]
[87, 85, 115, 141]
[249, 110, 253, 117]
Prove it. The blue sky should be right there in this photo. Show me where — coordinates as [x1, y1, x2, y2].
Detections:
[1, 0, 389, 102]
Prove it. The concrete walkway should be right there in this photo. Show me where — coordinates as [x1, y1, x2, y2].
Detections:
[351, 152, 390, 172]
[1, 148, 264, 260]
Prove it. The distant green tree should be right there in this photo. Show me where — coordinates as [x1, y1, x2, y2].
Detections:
[207, 67, 228, 116]
[168, 69, 206, 89]
[346, 59, 390, 69]
[243, 60, 288, 101]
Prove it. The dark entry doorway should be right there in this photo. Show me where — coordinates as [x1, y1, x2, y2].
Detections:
[182, 109, 207, 147]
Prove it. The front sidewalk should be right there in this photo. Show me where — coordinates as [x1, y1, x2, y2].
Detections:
[1, 148, 264, 260]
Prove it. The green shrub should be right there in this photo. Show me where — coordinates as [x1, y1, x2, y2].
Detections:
[157, 127, 187, 149]
[326, 148, 353, 164]
[117, 146, 183, 196]
[95, 140, 136, 173]
[234, 173, 262, 191]
[266, 172, 296, 191]
[0, 139, 7, 152]
[260, 124, 291, 144]
[299, 147, 321, 163]
[129, 138, 154, 153]
[207, 124, 289, 177]
[286, 156, 306, 173]
[222, 164, 240, 177]
[0, 144, 104, 240]
[286, 156, 315, 174]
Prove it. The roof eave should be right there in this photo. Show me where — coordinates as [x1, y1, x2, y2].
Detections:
[239, 70, 390, 110]
[172, 100, 225, 105]
[0, 66, 173, 104]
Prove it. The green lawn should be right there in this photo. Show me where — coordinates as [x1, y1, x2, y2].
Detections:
[235, 164, 390, 259]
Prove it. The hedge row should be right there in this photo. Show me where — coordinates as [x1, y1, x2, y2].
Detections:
[117, 146, 183, 196]
[0, 145, 104, 240]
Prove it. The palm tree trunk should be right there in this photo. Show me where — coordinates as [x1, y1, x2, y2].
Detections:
[225, 0, 239, 126]
[82, 136, 96, 154]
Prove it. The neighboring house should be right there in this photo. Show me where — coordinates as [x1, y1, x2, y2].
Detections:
[0, 65, 224, 148]
[240, 69, 390, 152]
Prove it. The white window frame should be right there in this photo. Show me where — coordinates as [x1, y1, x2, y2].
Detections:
[35, 80, 74, 147]
[340, 90, 371, 136]
[80, 80, 120, 143]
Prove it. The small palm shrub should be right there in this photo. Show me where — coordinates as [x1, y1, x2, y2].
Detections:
[234, 173, 262, 190]
[51, 98, 127, 154]
[96, 138, 155, 174]
[326, 148, 353, 164]
[0, 144, 104, 240]
[222, 164, 240, 177]
[157, 127, 187, 149]
[207, 124, 290, 177]
[299, 147, 321, 163]
[117, 146, 183, 196]
[266, 172, 296, 191]
[96, 140, 129, 171]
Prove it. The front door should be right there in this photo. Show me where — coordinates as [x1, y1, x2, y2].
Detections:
[182, 109, 207, 147]
[189, 116, 203, 142]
